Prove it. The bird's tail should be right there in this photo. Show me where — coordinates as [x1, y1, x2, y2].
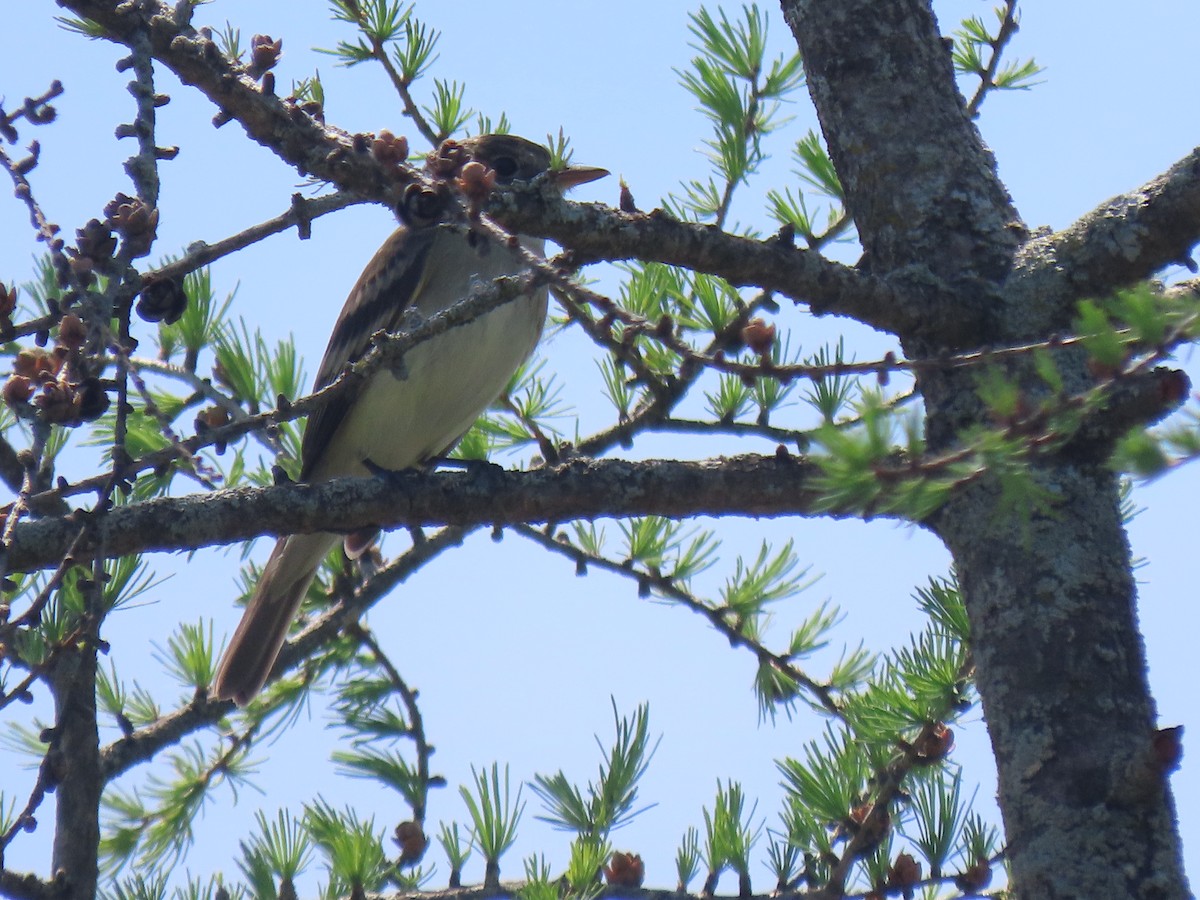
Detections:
[212, 532, 337, 706]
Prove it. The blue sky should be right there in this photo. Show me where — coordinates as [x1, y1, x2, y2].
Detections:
[2, 0, 1197, 891]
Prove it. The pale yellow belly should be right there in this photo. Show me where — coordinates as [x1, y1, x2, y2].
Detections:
[311, 293, 545, 479]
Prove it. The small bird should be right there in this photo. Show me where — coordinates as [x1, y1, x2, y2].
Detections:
[212, 134, 607, 705]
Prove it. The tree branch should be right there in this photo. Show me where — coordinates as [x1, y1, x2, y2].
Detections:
[0, 869, 55, 900]
[56, 0, 409, 202]
[1034, 146, 1200, 308]
[490, 193, 916, 334]
[780, 0, 1023, 291]
[56, 0, 922, 337]
[5, 454, 877, 573]
[98, 526, 469, 780]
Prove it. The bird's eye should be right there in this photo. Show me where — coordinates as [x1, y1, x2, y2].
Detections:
[490, 155, 519, 181]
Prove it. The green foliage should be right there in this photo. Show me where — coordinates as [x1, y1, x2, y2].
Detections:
[291, 72, 327, 108]
[762, 574, 987, 892]
[618, 515, 721, 584]
[707, 371, 754, 422]
[791, 130, 842, 200]
[678, 7, 804, 223]
[751, 334, 802, 423]
[1116, 402, 1200, 477]
[304, 799, 392, 896]
[974, 366, 1022, 421]
[700, 780, 761, 887]
[1075, 299, 1128, 369]
[1076, 283, 1199, 370]
[437, 821, 472, 878]
[323, 0, 416, 65]
[98, 871, 171, 900]
[597, 355, 638, 420]
[718, 539, 813, 630]
[238, 810, 313, 897]
[764, 831, 801, 891]
[393, 18, 441, 84]
[214, 23, 244, 63]
[332, 746, 424, 808]
[809, 392, 953, 521]
[843, 632, 971, 743]
[778, 728, 870, 838]
[425, 79, 471, 140]
[322, 0, 442, 91]
[155, 269, 232, 366]
[101, 739, 243, 875]
[54, 13, 107, 38]
[909, 768, 967, 878]
[564, 833, 609, 898]
[803, 340, 857, 422]
[470, 359, 571, 454]
[545, 127, 576, 168]
[459, 763, 524, 864]
[531, 701, 658, 838]
[675, 826, 701, 890]
[952, 7, 1044, 93]
[516, 855, 557, 900]
[154, 619, 217, 691]
[324, 647, 444, 820]
[914, 574, 970, 645]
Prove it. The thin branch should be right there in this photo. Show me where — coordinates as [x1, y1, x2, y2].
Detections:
[348, 624, 435, 822]
[0, 80, 64, 138]
[99, 526, 469, 779]
[0, 142, 67, 283]
[366, 37, 439, 147]
[0, 751, 56, 862]
[964, 0, 1021, 118]
[514, 524, 842, 715]
[140, 191, 367, 288]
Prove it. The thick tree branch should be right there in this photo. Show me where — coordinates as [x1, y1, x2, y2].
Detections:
[56, 0, 922, 336]
[0, 869, 54, 900]
[97, 692, 222, 781]
[1030, 146, 1200, 310]
[4, 454, 875, 573]
[490, 194, 918, 334]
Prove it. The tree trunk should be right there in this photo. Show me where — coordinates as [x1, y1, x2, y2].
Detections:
[780, 0, 1191, 895]
[50, 641, 102, 900]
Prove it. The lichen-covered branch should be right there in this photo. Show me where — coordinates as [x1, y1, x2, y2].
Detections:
[1031, 145, 1200, 314]
[4, 454, 858, 573]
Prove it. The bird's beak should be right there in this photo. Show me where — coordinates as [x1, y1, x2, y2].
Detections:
[551, 164, 610, 191]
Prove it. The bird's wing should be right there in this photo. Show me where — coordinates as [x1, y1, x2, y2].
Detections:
[300, 225, 437, 480]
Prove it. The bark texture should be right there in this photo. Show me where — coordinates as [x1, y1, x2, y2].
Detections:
[10, 1, 1194, 896]
[781, 1, 1190, 896]
[49, 640, 102, 900]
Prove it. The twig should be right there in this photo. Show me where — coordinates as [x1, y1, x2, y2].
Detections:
[965, 0, 1022, 117]
[513, 523, 842, 715]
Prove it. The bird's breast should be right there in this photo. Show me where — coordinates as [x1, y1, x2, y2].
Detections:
[306, 232, 548, 481]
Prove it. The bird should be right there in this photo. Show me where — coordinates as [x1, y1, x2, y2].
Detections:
[212, 134, 607, 705]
